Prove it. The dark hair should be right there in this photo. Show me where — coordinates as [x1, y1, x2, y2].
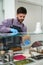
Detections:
[17, 7, 27, 14]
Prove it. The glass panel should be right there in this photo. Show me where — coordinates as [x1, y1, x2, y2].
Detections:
[0, 32, 43, 64]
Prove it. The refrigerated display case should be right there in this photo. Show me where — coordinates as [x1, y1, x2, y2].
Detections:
[0, 32, 43, 65]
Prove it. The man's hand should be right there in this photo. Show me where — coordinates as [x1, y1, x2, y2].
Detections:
[22, 35, 30, 42]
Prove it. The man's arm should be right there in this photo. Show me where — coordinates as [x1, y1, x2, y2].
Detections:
[0, 19, 12, 32]
[2, 19, 12, 27]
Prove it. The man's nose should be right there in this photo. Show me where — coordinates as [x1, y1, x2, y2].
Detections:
[21, 17, 24, 19]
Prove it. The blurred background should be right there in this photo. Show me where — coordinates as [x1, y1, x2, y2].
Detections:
[0, 0, 43, 32]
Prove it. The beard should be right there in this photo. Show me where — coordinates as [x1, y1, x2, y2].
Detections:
[17, 19, 24, 23]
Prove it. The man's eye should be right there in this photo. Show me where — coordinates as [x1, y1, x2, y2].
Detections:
[20, 16, 22, 17]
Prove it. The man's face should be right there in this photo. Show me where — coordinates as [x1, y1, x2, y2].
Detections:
[17, 13, 26, 23]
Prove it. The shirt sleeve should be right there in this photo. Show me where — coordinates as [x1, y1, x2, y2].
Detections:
[2, 19, 12, 27]
[23, 25, 27, 32]
[0, 19, 12, 32]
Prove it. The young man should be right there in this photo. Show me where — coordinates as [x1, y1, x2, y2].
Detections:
[0, 7, 27, 51]
[0, 7, 27, 32]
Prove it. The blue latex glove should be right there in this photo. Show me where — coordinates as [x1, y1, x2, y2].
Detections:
[10, 28, 19, 36]
[24, 40, 31, 45]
